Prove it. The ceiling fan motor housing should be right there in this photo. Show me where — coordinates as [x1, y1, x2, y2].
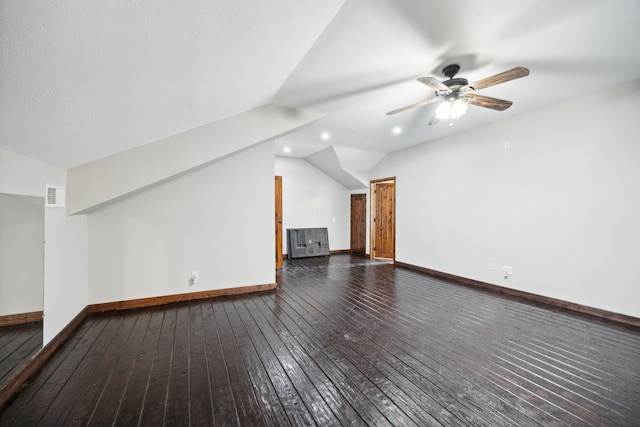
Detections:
[444, 78, 468, 89]
[442, 64, 461, 78]
[442, 64, 468, 91]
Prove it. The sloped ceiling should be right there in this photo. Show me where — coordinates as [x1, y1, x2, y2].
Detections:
[0, 0, 345, 168]
[273, 0, 640, 159]
[1, 0, 639, 173]
[305, 145, 386, 189]
[67, 105, 323, 214]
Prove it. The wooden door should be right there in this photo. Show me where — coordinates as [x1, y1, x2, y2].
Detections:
[373, 180, 395, 259]
[350, 194, 367, 255]
[275, 176, 283, 269]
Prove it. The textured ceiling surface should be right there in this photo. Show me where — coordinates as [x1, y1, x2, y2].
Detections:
[0, 0, 345, 167]
[1, 0, 639, 168]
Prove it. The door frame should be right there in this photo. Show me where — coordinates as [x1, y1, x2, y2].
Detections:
[370, 177, 396, 260]
[275, 176, 283, 269]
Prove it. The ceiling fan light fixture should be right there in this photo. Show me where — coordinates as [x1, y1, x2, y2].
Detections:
[436, 98, 468, 120]
[387, 66, 528, 118]
[451, 98, 468, 117]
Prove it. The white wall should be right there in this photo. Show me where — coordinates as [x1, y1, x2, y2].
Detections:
[371, 80, 640, 318]
[275, 156, 351, 253]
[0, 194, 44, 316]
[0, 148, 88, 344]
[88, 141, 275, 303]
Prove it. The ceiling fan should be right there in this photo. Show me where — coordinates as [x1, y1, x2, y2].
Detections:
[386, 64, 529, 125]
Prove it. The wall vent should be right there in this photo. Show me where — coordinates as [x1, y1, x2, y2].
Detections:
[286, 228, 330, 259]
[45, 185, 66, 208]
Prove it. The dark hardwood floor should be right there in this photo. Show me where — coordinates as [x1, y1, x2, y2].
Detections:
[0, 322, 42, 390]
[1, 255, 639, 426]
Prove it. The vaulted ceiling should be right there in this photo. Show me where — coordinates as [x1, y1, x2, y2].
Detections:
[1, 0, 639, 170]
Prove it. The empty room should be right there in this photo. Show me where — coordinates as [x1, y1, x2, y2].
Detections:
[1, 0, 639, 425]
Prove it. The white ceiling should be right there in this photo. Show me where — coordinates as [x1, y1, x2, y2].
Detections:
[1, 0, 639, 169]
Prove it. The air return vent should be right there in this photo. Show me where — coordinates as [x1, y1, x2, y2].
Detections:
[45, 185, 66, 208]
[286, 228, 330, 259]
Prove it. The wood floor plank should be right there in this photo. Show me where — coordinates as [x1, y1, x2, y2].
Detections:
[289, 263, 570, 426]
[199, 300, 240, 425]
[289, 287, 489, 426]
[213, 299, 265, 426]
[0, 316, 103, 424]
[52, 311, 139, 426]
[382, 270, 632, 426]
[1, 255, 639, 426]
[187, 301, 214, 426]
[281, 285, 443, 426]
[294, 268, 524, 424]
[222, 299, 296, 427]
[493, 340, 638, 419]
[12, 314, 123, 426]
[0, 331, 41, 387]
[253, 295, 394, 427]
[164, 301, 191, 427]
[113, 306, 165, 426]
[137, 303, 178, 426]
[270, 285, 416, 425]
[242, 296, 366, 426]
[234, 297, 340, 426]
[87, 308, 154, 426]
[0, 324, 34, 356]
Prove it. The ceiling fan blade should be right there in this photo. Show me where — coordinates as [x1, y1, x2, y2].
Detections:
[470, 67, 529, 91]
[386, 97, 441, 115]
[417, 77, 450, 92]
[465, 93, 513, 111]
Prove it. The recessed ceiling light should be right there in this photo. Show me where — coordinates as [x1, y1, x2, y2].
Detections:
[321, 132, 331, 140]
[283, 147, 291, 153]
[392, 127, 402, 135]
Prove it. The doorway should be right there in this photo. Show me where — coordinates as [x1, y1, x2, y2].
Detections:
[370, 177, 395, 260]
[350, 194, 366, 255]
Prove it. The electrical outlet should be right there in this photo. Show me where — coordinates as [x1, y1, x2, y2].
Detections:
[503, 265, 513, 279]
[488, 262, 494, 271]
[190, 271, 199, 285]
